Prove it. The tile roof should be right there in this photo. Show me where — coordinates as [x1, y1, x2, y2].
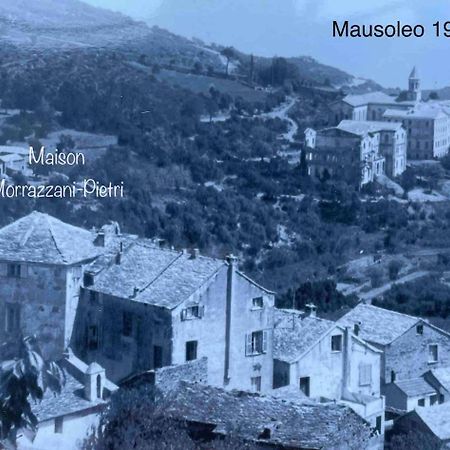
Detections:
[90, 241, 225, 309]
[273, 309, 336, 363]
[0, 212, 103, 265]
[31, 370, 105, 422]
[429, 367, 450, 393]
[164, 381, 371, 449]
[342, 91, 398, 107]
[384, 105, 448, 119]
[395, 378, 435, 397]
[338, 120, 403, 135]
[336, 303, 419, 345]
[414, 402, 450, 440]
[0, 145, 29, 156]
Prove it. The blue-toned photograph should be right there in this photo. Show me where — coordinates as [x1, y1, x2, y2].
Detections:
[1, 1, 450, 449]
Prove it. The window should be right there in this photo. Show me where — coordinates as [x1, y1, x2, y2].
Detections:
[429, 344, 439, 363]
[122, 311, 133, 337]
[430, 394, 439, 406]
[87, 325, 99, 350]
[5, 303, 20, 333]
[153, 345, 163, 369]
[246, 331, 268, 356]
[252, 297, 264, 309]
[181, 305, 204, 320]
[251, 376, 262, 392]
[7, 264, 21, 278]
[375, 416, 382, 435]
[418, 398, 425, 407]
[359, 364, 372, 386]
[185, 340, 198, 361]
[83, 272, 94, 287]
[299, 377, 310, 397]
[331, 335, 342, 352]
[416, 324, 424, 335]
[391, 370, 396, 383]
[54, 417, 63, 434]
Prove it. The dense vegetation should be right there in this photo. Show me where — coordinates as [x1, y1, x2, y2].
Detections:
[2, 42, 450, 303]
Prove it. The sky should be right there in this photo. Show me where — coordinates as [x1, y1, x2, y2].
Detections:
[85, 0, 450, 88]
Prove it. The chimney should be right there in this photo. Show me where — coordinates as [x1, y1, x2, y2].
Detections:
[132, 287, 139, 298]
[224, 254, 238, 383]
[94, 231, 105, 247]
[115, 251, 122, 265]
[84, 362, 105, 402]
[83, 272, 94, 287]
[190, 248, 200, 259]
[305, 303, 317, 317]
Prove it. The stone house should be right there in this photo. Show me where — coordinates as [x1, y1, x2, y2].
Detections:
[0, 212, 119, 360]
[273, 309, 384, 433]
[392, 402, 450, 449]
[161, 381, 382, 450]
[382, 377, 440, 413]
[337, 120, 407, 177]
[423, 367, 450, 403]
[73, 239, 275, 391]
[337, 304, 450, 410]
[304, 126, 385, 187]
[18, 350, 117, 450]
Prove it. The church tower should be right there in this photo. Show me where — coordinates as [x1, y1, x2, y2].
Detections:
[407, 66, 421, 102]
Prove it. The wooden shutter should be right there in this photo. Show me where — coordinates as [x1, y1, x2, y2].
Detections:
[181, 309, 187, 321]
[199, 306, 205, 318]
[262, 331, 268, 353]
[245, 334, 252, 356]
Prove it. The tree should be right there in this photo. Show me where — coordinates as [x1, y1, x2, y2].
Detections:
[428, 91, 439, 100]
[220, 47, 236, 76]
[83, 384, 257, 450]
[388, 259, 403, 280]
[0, 336, 65, 449]
[368, 266, 384, 288]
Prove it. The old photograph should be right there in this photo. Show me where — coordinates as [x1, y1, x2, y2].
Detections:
[1, 1, 450, 449]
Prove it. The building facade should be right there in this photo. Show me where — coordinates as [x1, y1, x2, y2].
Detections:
[273, 309, 384, 432]
[337, 120, 407, 177]
[304, 126, 385, 186]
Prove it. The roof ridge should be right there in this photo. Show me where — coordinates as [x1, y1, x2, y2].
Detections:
[359, 303, 418, 322]
[134, 251, 184, 297]
[45, 214, 67, 264]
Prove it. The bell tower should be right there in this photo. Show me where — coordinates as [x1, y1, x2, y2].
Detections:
[407, 66, 421, 102]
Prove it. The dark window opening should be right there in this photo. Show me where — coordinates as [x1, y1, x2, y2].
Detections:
[331, 335, 343, 352]
[391, 371, 396, 383]
[186, 340, 198, 361]
[416, 324, 424, 335]
[430, 394, 438, 406]
[87, 325, 99, 350]
[252, 297, 264, 309]
[54, 417, 63, 434]
[96, 374, 102, 399]
[418, 398, 425, 407]
[7, 264, 21, 278]
[122, 311, 133, 337]
[153, 345, 163, 369]
[300, 377, 310, 397]
[5, 303, 20, 334]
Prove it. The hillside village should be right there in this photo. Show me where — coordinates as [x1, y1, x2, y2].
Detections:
[3, 1, 450, 449]
[2, 212, 450, 449]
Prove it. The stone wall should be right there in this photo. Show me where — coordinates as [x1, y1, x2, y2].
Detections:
[385, 322, 450, 382]
[0, 261, 79, 360]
